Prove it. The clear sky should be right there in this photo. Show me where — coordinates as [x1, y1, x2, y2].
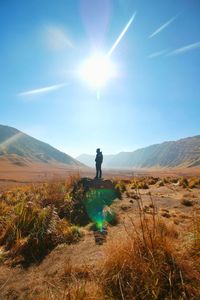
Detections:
[1, 0, 200, 157]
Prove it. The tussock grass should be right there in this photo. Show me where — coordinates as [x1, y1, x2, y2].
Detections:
[114, 180, 127, 196]
[0, 175, 120, 264]
[178, 176, 200, 189]
[100, 195, 200, 299]
[58, 260, 105, 300]
[188, 177, 200, 189]
[190, 215, 200, 265]
[1, 175, 200, 298]
[0, 176, 85, 264]
[179, 177, 189, 188]
[130, 178, 149, 189]
[0, 203, 82, 265]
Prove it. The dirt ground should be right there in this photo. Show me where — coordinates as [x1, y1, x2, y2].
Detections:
[0, 178, 199, 299]
[0, 161, 199, 192]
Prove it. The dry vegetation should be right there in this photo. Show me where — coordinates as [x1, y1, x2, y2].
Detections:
[101, 205, 200, 299]
[0, 176, 88, 265]
[0, 175, 200, 299]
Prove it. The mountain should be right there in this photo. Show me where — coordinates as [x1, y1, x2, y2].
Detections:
[76, 154, 115, 167]
[78, 136, 200, 169]
[0, 124, 82, 166]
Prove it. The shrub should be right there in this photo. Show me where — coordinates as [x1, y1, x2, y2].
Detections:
[148, 177, 159, 185]
[0, 175, 120, 264]
[68, 180, 89, 226]
[188, 177, 200, 189]
[130, 178, 150, 190]
[179, 177, 189, 188]
[163, 177, 170, 184]
[140, 182, 149, 189]
[158, 180, 164, 187]
[0, 177, 85, 264]
[0, 201, 82, 264]
[170, 177, 179, 183]
[114, 181, 126, 197]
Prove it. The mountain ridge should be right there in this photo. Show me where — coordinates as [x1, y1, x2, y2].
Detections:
[77, 135, 200, 168]
[0, 124, 83, 166]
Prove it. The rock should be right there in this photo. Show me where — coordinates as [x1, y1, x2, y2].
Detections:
[80, 178, 116, 191]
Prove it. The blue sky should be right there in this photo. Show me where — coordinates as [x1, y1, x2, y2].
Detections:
[0, 0, 200, 157]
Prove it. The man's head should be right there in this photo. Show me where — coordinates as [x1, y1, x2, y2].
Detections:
[96, 148, 100, 153]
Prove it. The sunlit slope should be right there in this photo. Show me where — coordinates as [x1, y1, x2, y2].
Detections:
[107, 136, 200, 168]
[0, 125, 82, 166]
[78, 136, 200, 168]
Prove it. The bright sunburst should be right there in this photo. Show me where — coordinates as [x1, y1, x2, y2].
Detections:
[79, 54, 116, 90]
[18, 13, 136, 98]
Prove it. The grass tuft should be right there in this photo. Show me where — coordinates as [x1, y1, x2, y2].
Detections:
[101, 195, 200, 299]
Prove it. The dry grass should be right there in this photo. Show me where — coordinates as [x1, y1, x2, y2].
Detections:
[17, 265, 105, 300]
[130, 177, 150, 189]
[0, 175, 200, 299]
[41, 280, 105, 300]
[190, 215, 200, 265]
[0, 176, 85, 265]
[188, 177, 200, 189]
[0, 175, 121, 265]
[100, 196, 200, 299]
[40, 260, 105, 300]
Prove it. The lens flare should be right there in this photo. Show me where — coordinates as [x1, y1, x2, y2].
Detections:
[79, 54, 116, 89]
[84, 188, 118, 230]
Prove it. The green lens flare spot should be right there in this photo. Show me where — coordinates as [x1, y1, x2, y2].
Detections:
[84, 188, 117, 228]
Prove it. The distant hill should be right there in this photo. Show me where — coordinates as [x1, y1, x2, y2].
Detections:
[76, 154, 115, 167]
[78, 136, 200, 169]
[0, 125, 83, 166]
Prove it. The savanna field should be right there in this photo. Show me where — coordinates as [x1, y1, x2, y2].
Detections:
[0, 175, 200, 299]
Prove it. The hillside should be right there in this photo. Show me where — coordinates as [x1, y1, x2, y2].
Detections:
[0, 124, 82, 166]
[78, 136, 200, 168]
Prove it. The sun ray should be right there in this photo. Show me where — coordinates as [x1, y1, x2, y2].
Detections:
[0, 132, 23, 150]
[167, 41, 200, 56]
[107, 12, 137, 56]
[148, 49, 169, 58]
[78, 12, 136, 98]
[148, 15, 178, 39]
[18, 83, 67, 97]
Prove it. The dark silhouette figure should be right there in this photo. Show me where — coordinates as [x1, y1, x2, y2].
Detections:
[95, 148, 103, 179]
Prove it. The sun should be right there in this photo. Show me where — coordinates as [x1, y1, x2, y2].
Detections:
[79, 53, 116, 90]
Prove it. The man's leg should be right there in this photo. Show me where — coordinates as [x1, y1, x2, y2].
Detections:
[96, 164, 101, 178]
[95, 164, 98, 178]
[99, 165, 102, 178]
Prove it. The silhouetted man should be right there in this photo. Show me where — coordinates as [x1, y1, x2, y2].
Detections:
[95, 148, 103, 179]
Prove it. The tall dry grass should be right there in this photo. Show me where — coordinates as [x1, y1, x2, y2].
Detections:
[1, 176, 200, 299]
[0, 175, 84, 264]
[41, 189, 200, 299]
[100, 194, 200, 299]
[190, 214, 200, 266]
